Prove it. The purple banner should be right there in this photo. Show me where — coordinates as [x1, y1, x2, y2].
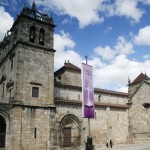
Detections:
[81, 63, 95, 118]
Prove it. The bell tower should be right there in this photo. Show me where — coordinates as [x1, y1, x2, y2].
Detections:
[9, 2, 56, 106]
[10, 1, 55, 49]
[0, 2, 56, 149]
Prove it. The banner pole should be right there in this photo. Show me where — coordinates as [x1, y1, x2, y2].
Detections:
[88, 116, 90, 137]
[85, 56, 90, 138]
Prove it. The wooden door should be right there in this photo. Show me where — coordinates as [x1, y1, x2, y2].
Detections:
[63, 127, 71, 147]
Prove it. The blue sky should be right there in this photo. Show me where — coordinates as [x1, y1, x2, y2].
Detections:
[1, 0, 150, 92]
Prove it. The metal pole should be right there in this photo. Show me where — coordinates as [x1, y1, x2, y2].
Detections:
[88, 116, 90, 137]
[85, 56, 90, 138]
[85, 56, 87, 65]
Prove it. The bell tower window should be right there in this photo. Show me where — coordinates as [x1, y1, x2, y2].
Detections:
[39, 28, 45, 45]
[29, 26, 36, 43]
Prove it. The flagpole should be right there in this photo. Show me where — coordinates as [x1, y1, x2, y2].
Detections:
[85, 56, 90, 138]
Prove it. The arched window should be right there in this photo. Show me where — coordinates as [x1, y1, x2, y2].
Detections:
[39, 28, 45, 45]
[29, 26, 36, 43]
[0, 115, 6, 148]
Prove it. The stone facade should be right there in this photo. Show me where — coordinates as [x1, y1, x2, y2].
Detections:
[128, 75, 150, 144]
[54, 63, 129, 149]
[0, 2, 150, 150]
[0, 3, 56, 150]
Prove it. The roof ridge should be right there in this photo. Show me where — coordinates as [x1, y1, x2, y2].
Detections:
[130, 73, 150, 85]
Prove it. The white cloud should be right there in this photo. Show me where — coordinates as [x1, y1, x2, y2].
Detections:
[54, 30, 75, 51]
[0, 6, 14, 41]
[88, 57, 104, 70]
[104, 26, 112, 34]
[134, 26, 150, 45]
[34, 0, 104, 28]
[61, 18, 72, 25]
[115, 36, 134, 55]
[92, 54, 150, 92]
[94, 46, 116, 60]
[94, 36, 134, 61]
[28, 0, 150, 28]
[29, 0, 150, 28]
[54, 49, 82, 71]
[54, 31, 82, 70]
[143, 55, 150, 59]
[53, 31, 150, 93]
[140, 0, 150, 4]
[117, 86, 128, 93]
[103, 0, 144, 23]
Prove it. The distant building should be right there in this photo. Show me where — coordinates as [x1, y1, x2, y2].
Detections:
[0, 2, 150, 150]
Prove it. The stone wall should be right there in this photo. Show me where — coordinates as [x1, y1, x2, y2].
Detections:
[129, 82, 150, 143]
[14, 45, 54, 105]
[55, 86, 128, 104]
[55, 69, 81, 87]
[55, 102, 129, 149]
[8, 106, 55, 150]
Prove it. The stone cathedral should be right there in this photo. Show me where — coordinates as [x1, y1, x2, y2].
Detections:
[0, 3, 150, 150]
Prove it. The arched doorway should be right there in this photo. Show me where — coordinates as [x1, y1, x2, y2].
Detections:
[60, 114, 81, 148]
[0, 115, 6, 148]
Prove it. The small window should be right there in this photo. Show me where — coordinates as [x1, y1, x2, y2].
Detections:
[39, 28, 45, 45]
[58, 76, 61, 80]
[11, 59, 13, 70]
[29, 26, 36, 43]
[32, 87, 39, 98]
[2, 83, 5, 98]
[78, 94, 80, 100]
[98, 95, 101, 102]
[142, 103, 150, 109]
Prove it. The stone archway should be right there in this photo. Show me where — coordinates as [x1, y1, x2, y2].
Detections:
[60, 114, 81, 148]
[0, 115, 6, 148]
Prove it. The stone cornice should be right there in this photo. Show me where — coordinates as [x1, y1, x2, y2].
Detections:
[0, 102, 56, 110]
[55, 99, 129, 109]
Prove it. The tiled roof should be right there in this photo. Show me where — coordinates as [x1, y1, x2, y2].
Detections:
[94, 88, 128, 96]
[54, 61, 80, 76]
[130, 73, 150, 85]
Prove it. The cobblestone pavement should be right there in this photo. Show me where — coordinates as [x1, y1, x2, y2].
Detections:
[98, 143, 150, 150]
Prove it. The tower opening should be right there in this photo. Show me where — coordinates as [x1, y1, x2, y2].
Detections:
[29, 26, 36, 43]
[39, 28, 45, 45]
